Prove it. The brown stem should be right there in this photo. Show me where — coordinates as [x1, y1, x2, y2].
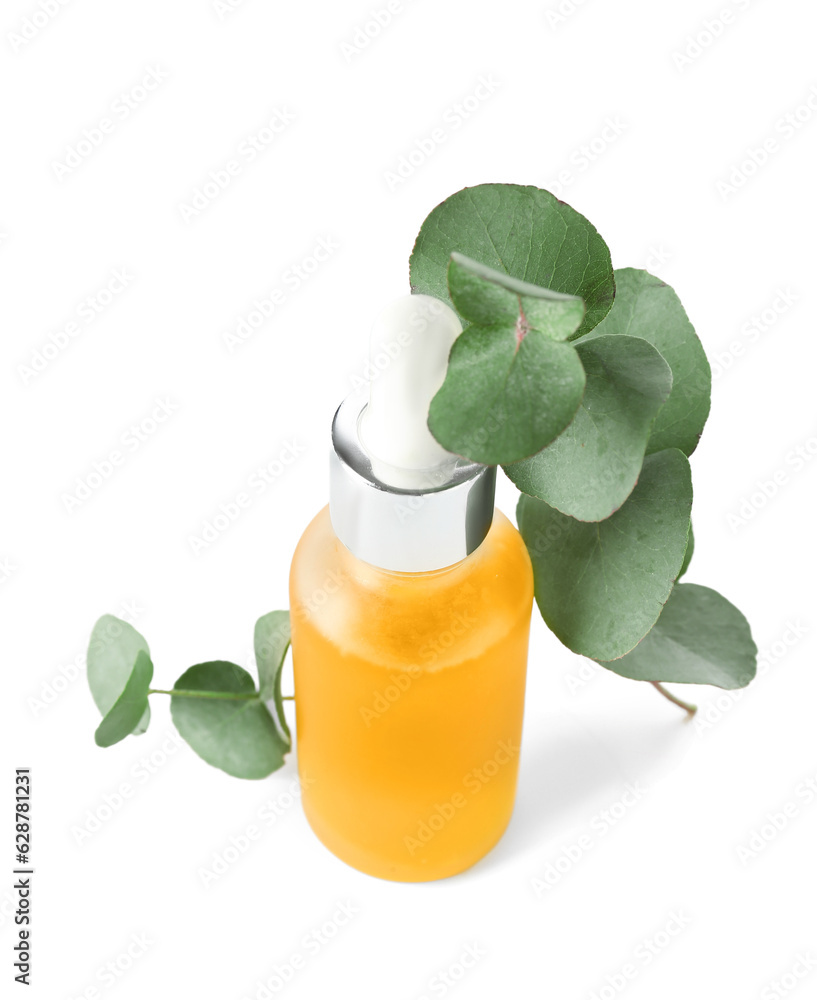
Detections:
[651, 681, 697, 716]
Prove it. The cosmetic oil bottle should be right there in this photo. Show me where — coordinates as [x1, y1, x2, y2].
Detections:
[289, 294, 534, 882]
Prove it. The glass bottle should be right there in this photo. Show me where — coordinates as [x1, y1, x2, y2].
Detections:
[288, 295, 534, 881]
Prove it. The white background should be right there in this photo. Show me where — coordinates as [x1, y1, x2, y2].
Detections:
[2, 0, 815, 997]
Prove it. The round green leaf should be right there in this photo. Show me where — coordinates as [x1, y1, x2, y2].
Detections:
[254, 611, 291, 744]
[428, 321, 586, 465]
[170, 662, 288, 780]
[87, 615, 150, 736]
[582, 268, 711, 456]
[427, 253, 588, 464]
[504, 334, 673, 521]
[596, 583, 757, 689]
[410, 183, 615, 339]
[94, 650, 153, 748]
[517, 448, 693, 660]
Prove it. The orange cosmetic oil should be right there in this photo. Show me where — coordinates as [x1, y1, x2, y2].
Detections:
[289, 504, 533, 882]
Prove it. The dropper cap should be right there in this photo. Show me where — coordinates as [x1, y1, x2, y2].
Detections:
[329, 294, 496, 572]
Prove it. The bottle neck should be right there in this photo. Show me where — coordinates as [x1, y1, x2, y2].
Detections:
[328, 393, 496, 573]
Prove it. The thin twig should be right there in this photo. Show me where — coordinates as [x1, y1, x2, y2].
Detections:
[149, 688, 296, 702]
[148, 688, 258, 700]
[651, 681, 697, 716]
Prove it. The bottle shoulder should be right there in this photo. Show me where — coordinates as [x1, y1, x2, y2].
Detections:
[289, 505, 533, 667]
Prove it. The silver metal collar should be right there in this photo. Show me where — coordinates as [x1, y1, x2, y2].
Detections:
[329, 393, 496, 572]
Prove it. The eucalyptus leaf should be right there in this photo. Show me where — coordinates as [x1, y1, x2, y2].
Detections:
[447, 252, 586, 337]
[410, 183, 615, 339]
[679, 523, 694, 579]
[505, 334, 672, 521]
[517, 448, 693, 660]
[94, 650, 153, 748]
[254, 610, 292, 744]
[580, 268, 711, 456]
[170, 661, 288, 779]
[427, 255, 587, 465]
[596, 583, 757, 688]
[87, 615, 150, 736]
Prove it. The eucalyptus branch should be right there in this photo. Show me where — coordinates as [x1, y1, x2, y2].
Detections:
[87, 611, 293, 775]
[85, 182, 758, 783]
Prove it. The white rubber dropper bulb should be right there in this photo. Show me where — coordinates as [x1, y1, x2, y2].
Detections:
[359, 294, 462, 490]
